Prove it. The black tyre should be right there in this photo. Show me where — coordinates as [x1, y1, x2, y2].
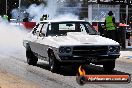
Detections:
[103, 60, 115, 73]
[48, 51, 60, 72]
[26, 49, 38, 66]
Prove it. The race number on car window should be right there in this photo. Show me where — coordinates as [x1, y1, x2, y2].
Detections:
[59, 23, 75, 30]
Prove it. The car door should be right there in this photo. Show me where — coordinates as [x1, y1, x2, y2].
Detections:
[29, 23, 44, 56]
[30, 23, 49, 61]
[35, 23, 49, 61]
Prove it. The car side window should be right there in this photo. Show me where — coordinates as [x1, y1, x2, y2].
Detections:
[32, 23, 39, 35]
[32, 23, 43, 36]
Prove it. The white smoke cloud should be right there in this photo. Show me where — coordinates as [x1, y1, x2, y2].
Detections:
[0, 20, 27, 54]
[26, 4, 46, 22]
[11, 8, 25, 21]
[54, 13, 79, 21]
[10, 0, 81, 23]
[11, 9, 19, 20]
[26, 0, 59, 22]
[26, 0, 80, 22]
[0, 0, 81, 57]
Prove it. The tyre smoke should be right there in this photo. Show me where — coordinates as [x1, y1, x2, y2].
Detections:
[0, 19, 27, 54]
[26, 0, 80, 22]
[0, 0, 80, 55]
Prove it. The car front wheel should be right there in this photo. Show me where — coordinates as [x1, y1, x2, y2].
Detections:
[26, 49, 38, 66]
[48, 51, 60, 72]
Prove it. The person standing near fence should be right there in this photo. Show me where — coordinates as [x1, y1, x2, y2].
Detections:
[104, 11, 116, 41]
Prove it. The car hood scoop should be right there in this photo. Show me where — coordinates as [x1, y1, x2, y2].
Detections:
[49, 32, 118, 46]
[67, 32, 97, 44]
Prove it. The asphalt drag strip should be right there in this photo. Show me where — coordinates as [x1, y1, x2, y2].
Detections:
[0, 69, 41, 88]
[0, 54, 132, 88]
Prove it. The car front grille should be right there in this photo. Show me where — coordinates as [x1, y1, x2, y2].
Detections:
[72, 46, 108, 56]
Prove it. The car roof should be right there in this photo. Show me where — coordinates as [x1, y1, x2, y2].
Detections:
[40, 20, 86, 23]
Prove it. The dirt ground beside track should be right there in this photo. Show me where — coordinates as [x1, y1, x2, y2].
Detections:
[0, 70, 40, 88]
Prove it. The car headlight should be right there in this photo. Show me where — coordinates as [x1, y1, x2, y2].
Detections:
[59, 47, 65, 53]
[108, 46, 120, 53]
[59, 47, 72, 53]
[65, 47, 72, 53]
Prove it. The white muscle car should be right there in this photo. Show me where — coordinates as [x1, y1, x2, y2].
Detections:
[23, 20, 120, 72]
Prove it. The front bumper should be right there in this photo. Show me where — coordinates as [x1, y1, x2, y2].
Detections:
[57, 53, 120, 63]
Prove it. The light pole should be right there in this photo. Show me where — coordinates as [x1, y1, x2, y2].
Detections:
[6, 0, 7, 14]
[126, 5, 128, 24]
[19, 0, 21, 25]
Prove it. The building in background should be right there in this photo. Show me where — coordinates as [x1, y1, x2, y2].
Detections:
[79, 0, 132, 24]
[1, 0, 132, 23]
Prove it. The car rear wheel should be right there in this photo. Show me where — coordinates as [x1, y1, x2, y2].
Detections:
[26, 49, 38, 66]
[103, 60, 115, 73]
[48, 51, 60, 72]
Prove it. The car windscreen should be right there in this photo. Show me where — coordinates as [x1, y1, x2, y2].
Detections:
[47, 22, 97, 36]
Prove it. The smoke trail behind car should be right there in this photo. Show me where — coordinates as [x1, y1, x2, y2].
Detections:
[26, 0, 80, 22]
[0, 19, 27, 54]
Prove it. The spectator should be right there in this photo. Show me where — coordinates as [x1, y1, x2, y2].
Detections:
[104, 11, 116, 41]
